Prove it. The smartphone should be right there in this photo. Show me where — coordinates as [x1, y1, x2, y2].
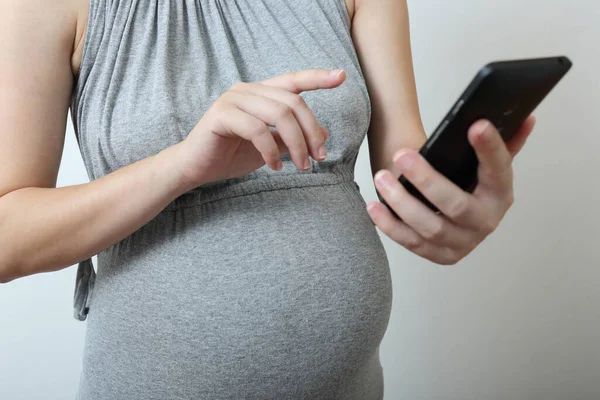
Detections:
[378, 56, 573, 217]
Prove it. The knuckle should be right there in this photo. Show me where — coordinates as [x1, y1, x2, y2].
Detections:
[481, 218, 499, 234]
[274, 102, 293, 119]
[446, 195, 470, 220]
[441, 256, 459, 266]
[290, 94, 307, 108]
[265, 146, 280, 161]
[439, 249, 461, 265]
[403, 236, 422, 251]
[385, 188, 403, 207]
[288, 70, 300, 90]
[422, 222, 445, 241]
[415, 173, 434, 191]
[253, 140, 278, 161]
[249, 121, 268, 138]
[214, 107, 229, 126]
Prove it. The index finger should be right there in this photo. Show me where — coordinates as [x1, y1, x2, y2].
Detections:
[260, 69, 346, 93]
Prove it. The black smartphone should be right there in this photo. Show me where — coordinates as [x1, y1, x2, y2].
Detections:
[378, 56, 573, 217]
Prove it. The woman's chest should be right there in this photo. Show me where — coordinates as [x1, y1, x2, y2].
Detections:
[73, 0, 369, 175]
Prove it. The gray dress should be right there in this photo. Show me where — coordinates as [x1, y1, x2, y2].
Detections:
[70, 1, 393, 399]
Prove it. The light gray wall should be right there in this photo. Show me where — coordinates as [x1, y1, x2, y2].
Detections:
[365, 1, 600, 399]
[1, 0, 598, 399]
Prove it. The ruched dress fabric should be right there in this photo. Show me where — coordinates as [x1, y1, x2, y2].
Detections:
[70, 1, 393, 399]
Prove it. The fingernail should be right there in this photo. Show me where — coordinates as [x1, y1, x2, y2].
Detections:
[478, 121, 491, 138]
[367, 203, 376, 213]
[303, 158, 312, 170]
[330, 69, 344, 78]
[318, 145, 327, 160]
[393, 150, 415, 170]
[376, 171, 393, 188]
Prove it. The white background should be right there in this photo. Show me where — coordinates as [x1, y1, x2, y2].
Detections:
[1, 0, 598, 399]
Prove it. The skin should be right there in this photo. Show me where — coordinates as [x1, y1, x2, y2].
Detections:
[0, 0, 535, 283]
[0, 0, 341, 283]
[349, 0, 536, 265]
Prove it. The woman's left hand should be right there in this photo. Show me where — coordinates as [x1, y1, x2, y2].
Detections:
[366, 115, 537, 265]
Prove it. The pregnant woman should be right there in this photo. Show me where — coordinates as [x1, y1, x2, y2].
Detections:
[0, 0, 536, 398]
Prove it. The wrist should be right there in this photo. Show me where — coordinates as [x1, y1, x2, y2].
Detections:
[152, 142, 203, 196]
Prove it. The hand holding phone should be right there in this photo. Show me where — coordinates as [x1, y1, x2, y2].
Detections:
[367, 56, 572, 265]
[377, 56, 572, 217]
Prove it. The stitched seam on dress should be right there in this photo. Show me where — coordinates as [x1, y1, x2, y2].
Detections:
[165, 179, 356, 211]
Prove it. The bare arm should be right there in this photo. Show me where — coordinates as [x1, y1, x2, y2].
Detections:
[349, 0, 427, 177]
[0, 1, 356, 283]
[0, 0, 193, 283]
[350, 0, 537, 264]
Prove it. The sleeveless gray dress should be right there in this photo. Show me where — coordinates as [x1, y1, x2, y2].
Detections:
[70, 1, 393, 399]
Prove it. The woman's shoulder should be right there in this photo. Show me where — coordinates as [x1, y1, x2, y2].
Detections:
[0, 0, 86, 77]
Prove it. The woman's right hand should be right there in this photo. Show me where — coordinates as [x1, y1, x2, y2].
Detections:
[175, 69, 347, 189]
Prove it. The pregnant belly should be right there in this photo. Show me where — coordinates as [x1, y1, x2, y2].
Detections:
[79, 181, 393, 400]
